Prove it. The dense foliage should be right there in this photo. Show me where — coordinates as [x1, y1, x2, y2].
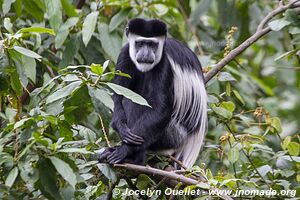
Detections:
[0, 0, 299, 199]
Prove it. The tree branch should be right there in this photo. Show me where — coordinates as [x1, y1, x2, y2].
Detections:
[204, 0, 300, 83]
[114, 163, 234, 200]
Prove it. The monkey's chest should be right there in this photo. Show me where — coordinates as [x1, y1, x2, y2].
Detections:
[122, 78, 159, 127]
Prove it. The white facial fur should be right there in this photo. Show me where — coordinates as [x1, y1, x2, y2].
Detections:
[128, 33, 165, 72]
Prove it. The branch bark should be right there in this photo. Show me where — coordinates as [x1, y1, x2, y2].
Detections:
[204, 0, 300, 83]
[114, 163, 234, 200]
[105, 2, 300, 200]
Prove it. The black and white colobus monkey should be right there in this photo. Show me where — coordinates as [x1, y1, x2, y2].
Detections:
[98, 18, 207, 168]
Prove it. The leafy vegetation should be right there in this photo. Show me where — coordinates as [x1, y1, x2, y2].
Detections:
[0, 0, 299, 199]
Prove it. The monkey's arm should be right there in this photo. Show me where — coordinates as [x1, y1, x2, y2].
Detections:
[111, 94, 144, 145]
[110, 45, 145, 145]
[130, 92, 172, 147]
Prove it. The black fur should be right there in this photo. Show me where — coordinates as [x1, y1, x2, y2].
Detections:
[126, 18, 167, 37]
[98, 40, 203, 165]
[98, 19, 204, 165]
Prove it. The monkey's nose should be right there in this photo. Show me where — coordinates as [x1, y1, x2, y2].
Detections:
[137, 57, 154, 64]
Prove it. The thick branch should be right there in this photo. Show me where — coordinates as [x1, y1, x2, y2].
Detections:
[115, 163, 199, 184]
[114, 163, 233, 200]
[204, 0, 300, 83]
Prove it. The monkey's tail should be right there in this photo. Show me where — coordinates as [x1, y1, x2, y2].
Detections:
[175, 124, 206, 169]
[174, 85, 207, 169]
[168, 56, 207, 169]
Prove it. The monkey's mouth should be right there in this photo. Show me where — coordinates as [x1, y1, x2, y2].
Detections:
[137, 60, 154, 64]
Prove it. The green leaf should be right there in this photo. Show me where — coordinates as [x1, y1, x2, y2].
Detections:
[109, 8, 131, 32]
[136, 174, 155, 190]
[106, 82, 151, 107]
[46, 81, 81, 104]
[60, 0, 77, 17]
[13, 0, 22, 16]
[63, 84, 93, 124]
[44, 0, 63, 32]
[2, 0, 15, 15]
[196, 182, 211, 189]
[98, 23, 122, 63]
[225, 82, 231, 96]
[10, 70, 23, 96]
[38, 159, 63, 200]
[97, 163, 117, 183]
[281, 136, 291, 150]
[55, 17, 79, 49]
[103, 60, 110, 71]
[218, 72, 236, 82]
[59, 33, 81, 67]
[4, 17, 13, 32]
[50, 156, 77, 188]
[23, 0, 44, 22]
[291, 36, 300, 44]
[212, 106, 232, 119]
[207, 94, 219, 104]
[289, 27, 300, 34]
[220, 101, 235, 112]
[58, 148, 93, 154]
[275, 49, 298, 61]
[18, 27, 55, 35]
[268, 117, 282, 133]
[152, 4, 169, 16]
[9, 49, 28, 86]
[82, 11, 99, 46]
[13, 46, 42, 60]
[228, 148, 239, 163]
[114, 71, 131, 78]
[5, 167, 19, 187]
[90, 63, 103, 75]
[22, 55, 36, 83]
[243, 126, 262, 135]
[14, 118, 32, 129]
[285, 9, 300, 26]
[88, 86, 114, 110]
[268, 18, 291, 31]
[232, 90, 245, 105]
[190, 0, 211, 25]
[287, 142, 300, 156]
[257, 165, 272, 177]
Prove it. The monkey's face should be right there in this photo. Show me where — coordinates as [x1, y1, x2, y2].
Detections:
[128, 33, 165, 72]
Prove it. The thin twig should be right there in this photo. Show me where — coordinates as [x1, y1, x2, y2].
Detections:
[176, 0, 205, 55]
[256, 0, 300, 32]
[225, 123, 271, 188]
[227, 139, 240, 189]
[106, 177, 120, 200]
[98, 114, 111, 147]
[169, 155, 187, 170]
[204, 0, 300, 83]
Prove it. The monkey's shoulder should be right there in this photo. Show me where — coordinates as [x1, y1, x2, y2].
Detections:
[164, 38, 202, 71]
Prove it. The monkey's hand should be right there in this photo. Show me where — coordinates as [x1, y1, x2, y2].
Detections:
[121, 128, 144, 145]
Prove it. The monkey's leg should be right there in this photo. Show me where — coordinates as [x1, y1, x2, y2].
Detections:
[107, 144, 146, 164]
[123, 149, 146, 165]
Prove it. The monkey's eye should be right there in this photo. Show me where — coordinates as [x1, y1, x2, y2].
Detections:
[135, 41, 143, 48]
[148, 41, 158, 49]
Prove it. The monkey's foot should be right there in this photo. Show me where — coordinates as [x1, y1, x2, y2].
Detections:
[106, 145, 129, 164]
[97, 145, 129, 164]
